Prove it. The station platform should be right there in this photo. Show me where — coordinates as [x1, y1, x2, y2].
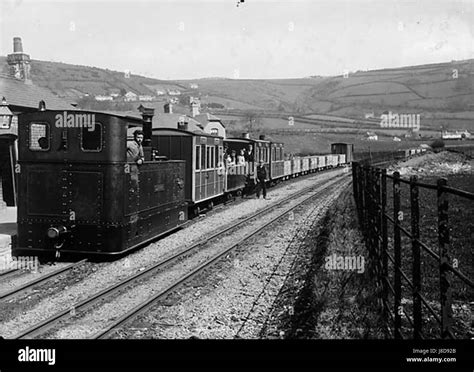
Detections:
[0, 207, 17, 258]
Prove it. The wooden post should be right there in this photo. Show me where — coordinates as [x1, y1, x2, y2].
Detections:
[437, 178, 452, 338]
[410, 175, 422, 339]
[381, 168, 388, 325]
[393, 171, 402, 338]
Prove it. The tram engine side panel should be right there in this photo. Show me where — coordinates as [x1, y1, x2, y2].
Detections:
[14, 110, 187, 259]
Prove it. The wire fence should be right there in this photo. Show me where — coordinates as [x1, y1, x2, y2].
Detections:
[352, 162, 473, 339]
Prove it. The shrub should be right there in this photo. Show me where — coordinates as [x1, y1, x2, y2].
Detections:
[430, 138, 445, 152]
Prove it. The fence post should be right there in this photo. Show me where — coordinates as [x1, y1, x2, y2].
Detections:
[410, 175, 422, 339]
[352, 162, 358, 208]
[375, 168, 383, 295]
[437, 178, 452, 339]
[393, 171, 402, 339]
[381, 168, 389, 330]
[362, 166, 368, 236]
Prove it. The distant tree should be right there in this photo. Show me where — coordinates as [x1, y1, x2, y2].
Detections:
[242, 111, 262, 133]
[120, 88, 127, 96]
[430, 138, 445, 152]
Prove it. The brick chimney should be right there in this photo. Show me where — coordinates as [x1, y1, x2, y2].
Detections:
[190, 100, 200, 117]
[164, 102, 173, 114]
[7, 37, 32, 84]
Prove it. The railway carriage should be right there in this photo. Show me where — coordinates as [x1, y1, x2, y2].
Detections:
[152, 128, 225, 214]
[301, 157, 310, 175]
[291, 156, 301, 177]
[224, 135, 271, 192]
[269, 141, 285, 182]
[331, 143, 353, 164]
[316, 155, 326, 170]
[14, 109, 187, 259]
[309, 156, 318, 173]
[283, 159, 292, 180]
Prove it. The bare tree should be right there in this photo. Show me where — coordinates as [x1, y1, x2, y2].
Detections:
[242, 111, 263, 133]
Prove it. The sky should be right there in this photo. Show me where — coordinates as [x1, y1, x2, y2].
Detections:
[1, 0, 473, 80]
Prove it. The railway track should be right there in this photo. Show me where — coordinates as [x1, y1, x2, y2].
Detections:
[93, 175, 350, 339]
[0, 268, 18, 279]
[0, 259, 88, 302]
[10, 171, 349, 339]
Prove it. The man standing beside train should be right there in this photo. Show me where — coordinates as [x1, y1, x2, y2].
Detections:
[127, 129, 145, 165]
[256, 160, 267, 199]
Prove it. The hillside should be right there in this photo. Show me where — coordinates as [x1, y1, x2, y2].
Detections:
[1, 56, 474, 129]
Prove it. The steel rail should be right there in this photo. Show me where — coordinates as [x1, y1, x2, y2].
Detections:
[92, 178, 349, 339]
[0, 259, 88, 302]
[12, 172, 348, 339]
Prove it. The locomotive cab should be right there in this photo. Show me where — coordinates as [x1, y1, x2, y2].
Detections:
[14, 109, 187, 260]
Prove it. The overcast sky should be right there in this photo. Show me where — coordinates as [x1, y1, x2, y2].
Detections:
[1, 0, 473, 79]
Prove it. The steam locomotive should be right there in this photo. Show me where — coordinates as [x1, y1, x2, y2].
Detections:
[13, 107, 352, 260]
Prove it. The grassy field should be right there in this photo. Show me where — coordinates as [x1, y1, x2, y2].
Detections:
[3, 55, 474, 131]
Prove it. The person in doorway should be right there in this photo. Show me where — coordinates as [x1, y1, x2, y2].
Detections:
[127, 129, 145, 165]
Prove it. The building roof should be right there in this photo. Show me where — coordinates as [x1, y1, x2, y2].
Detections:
[0, 74, 74, 111]
[153, 113, 204, 134]
[194, 112, 221, 122]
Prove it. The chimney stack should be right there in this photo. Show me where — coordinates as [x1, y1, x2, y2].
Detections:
[164, 102, 173, 114]
[7, 37, 32, 84]
[190, 100, 200, 117]
[241, 133, 250, 139]
[140, 107, 154, 147]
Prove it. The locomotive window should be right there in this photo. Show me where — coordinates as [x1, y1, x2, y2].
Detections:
[29, 123, 50, 151]
[81, 123, 102, 152]
[195, 146, 201, 170]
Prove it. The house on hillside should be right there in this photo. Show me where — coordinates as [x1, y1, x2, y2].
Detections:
[155, 90, 165, 96]
[124, 91, 138, 102]
[393, 136, 401, 142]
[442, 130, 471, 140]
[190, 83, 199, 89]
[138, 95, 154, 101]
[95, 95, 113, 101]
[364, 112, 375, 119]
[366, 131, 378, 141]
[168, 90, 181, 96]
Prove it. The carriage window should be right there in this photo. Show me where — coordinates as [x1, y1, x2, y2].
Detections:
[206, 146, 211, 169]
[214, 146, 218, 167]
[218, 146, 223, 167]
[195, 146, 201, 170]
[81, 123, 102, 152]
[29, 123, 50, 151]
[201, 144, 206, 169]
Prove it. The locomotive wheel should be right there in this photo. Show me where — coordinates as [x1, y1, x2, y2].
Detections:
[193, 206, 201, 216]
[236, 190, 242, 197]
[208, 201, 214, 210]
